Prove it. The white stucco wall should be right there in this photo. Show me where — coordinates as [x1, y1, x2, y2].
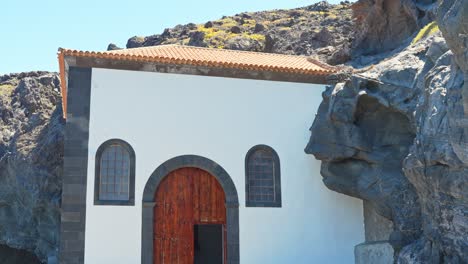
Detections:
[84, 68, 364, 264]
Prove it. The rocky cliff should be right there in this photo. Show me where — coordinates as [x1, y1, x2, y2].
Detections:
[0, 72, 62, 263]
[306, 0, 467, 262]
[0, 0, 466, 263]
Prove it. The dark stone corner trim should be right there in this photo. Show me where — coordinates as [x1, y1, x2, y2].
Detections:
[94, 138, 136, 206]
[245, 144, 282, 208]
[59, 67, 92, 264]
[141, 155, 240, 264]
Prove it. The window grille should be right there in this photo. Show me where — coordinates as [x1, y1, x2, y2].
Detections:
[94, 139, 135, 206]
[99, 144, 130, 201]
[245, 145, 281, 207]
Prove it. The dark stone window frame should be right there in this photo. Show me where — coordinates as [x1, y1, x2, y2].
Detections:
[94, 139, 136, 206]
[245, 144, 282, 208]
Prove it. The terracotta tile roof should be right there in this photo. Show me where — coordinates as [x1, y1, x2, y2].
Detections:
[58, 45, 336, 118]
[59, 44, 336, 75]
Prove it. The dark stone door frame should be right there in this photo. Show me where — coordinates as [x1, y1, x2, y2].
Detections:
[141, 155, 240, 264]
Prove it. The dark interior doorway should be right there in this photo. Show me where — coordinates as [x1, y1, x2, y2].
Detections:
[0, 245, 41, 264]
[194, 224, 223, 264]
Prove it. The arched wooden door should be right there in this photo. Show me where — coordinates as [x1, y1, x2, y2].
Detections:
[154, 167, 226, 264]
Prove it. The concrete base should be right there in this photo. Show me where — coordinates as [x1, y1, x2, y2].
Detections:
[355, 242, 394, 264]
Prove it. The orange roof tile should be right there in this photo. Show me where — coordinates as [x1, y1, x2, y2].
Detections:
[59, 44, 336, 75]
[58, 45, 336, 118]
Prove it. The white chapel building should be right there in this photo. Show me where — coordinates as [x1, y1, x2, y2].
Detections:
[58, 45, 364, 264]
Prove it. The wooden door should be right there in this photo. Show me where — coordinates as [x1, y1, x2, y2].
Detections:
[154, 168, 226, 264]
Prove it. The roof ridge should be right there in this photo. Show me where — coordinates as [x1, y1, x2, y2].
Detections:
[107, 44, 316, 59]
[173, 44, 306, 57]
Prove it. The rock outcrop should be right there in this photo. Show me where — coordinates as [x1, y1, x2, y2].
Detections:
[350, 0, 437, 57]
[306, 39, 427, 250]
[111, 1, 355, 65]
[0, 72, 63, 263]
[437, 0, 468, 118]
[306, 0, 467, 262]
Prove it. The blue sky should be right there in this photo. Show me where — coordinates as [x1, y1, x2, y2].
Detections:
[1, 0, 345, 74]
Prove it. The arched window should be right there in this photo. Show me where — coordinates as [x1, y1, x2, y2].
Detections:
[245, 145, 281, 207]
[94, 139, 135, 206]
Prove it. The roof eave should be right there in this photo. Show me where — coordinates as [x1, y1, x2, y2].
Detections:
[58, 49, 68, 119]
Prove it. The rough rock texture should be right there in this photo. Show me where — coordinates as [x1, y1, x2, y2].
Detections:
[437, 0, 467, 74]
[0, 72, 63, 263]
[110, 1, 355, 65]
[306, 43, 424, 249]
[437, 0, 468, 118]
[306, 0, 468, 262]
[350, 0, 438, 57]
[363, 201, 394, 242]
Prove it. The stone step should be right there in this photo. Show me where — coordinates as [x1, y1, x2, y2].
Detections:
[355, 241, 394, 264]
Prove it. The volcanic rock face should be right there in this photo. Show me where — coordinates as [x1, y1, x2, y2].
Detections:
[0, 72, 63, 263]
[306, 42, 426, 249]
[350, 0, 437, 57]
[306, 0, 467, 262]
[437, 0, 468, 74]
[398, 41, 467, 263]
[437, 0, 468, 120]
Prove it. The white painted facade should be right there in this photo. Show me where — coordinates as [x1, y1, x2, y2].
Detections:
[83, 68, 364, 264]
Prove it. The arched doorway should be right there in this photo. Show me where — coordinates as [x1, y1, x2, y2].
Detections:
[141, 155, 239, 264]
[154, 168, 226, 263]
